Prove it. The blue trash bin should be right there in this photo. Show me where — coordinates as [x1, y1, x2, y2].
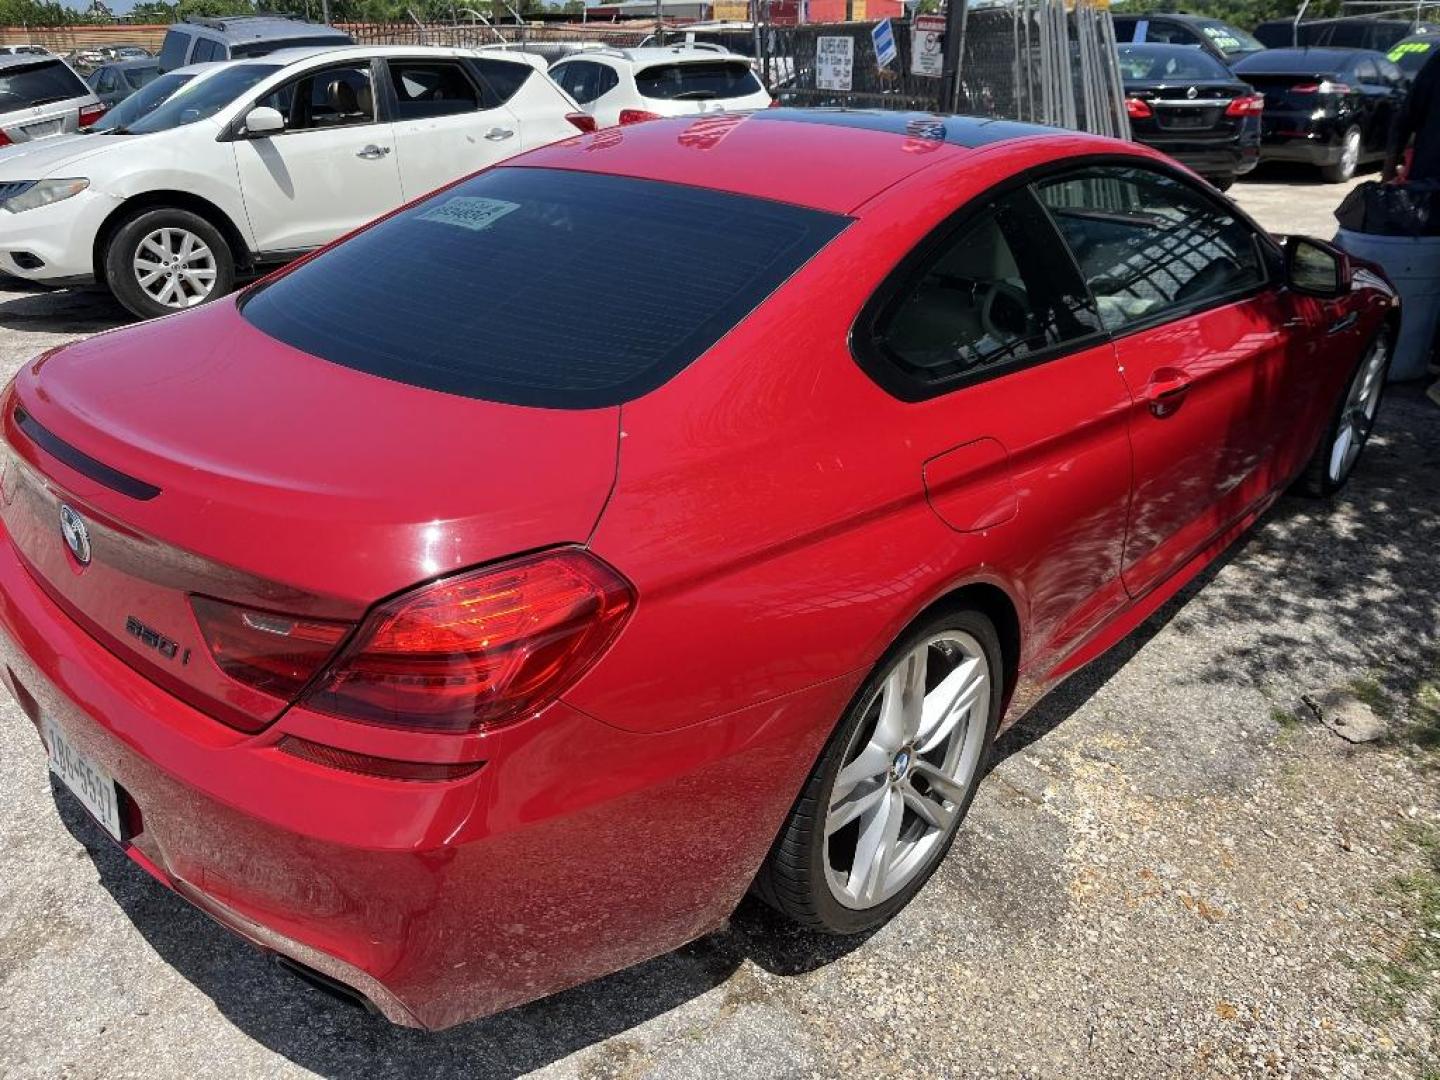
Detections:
[1334, 228, 1440, 381]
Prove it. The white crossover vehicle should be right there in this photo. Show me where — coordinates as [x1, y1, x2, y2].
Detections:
[0, 45, 590, 318]
[549, 46, 772, 128]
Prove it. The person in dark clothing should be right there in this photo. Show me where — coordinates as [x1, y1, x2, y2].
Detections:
[1385, 44, 1440, 182]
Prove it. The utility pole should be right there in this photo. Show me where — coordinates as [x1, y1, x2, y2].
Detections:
[937, 0, 967, 114]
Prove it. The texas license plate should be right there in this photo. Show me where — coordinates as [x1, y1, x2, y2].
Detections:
[44, 720, 124, 842]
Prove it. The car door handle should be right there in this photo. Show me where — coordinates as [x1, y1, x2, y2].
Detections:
[1328, 311, 1359, 335]
[356, 145, 391, 160]
[484, 127, 515, 141]
[1143, 369, 1193, 418]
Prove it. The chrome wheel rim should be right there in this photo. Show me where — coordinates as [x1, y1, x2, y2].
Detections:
[1329, 336, 1388, 483]
[824, 631, 990, 910]
[1341, 131, 1360, 176]
[133, 227, 216, 309]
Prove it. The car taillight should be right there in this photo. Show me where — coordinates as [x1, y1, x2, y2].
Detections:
[1125, 97, 1153, 119]
[78, 103, 106, 127]
[191, 596, 353, 700]
[1225, 94, 1264, 116]
[297, 548, 634, 734]
[619, 109, 663, 125]
[0, 130, 11, 148]
[1292, 81, 1350, 95]
[565, 112, 597, 133]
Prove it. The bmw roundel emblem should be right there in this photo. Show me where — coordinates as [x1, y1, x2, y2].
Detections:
[58, 504, 91, 566]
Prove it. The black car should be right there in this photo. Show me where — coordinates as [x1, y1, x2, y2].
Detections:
[1232, 47, 1407, 181]
[1111, 13, 1267, 67]
[1254, 17, 1437, 51]
[1119, 44, 1261, 190]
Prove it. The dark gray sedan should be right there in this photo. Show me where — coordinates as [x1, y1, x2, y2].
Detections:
[86, 58, 160, 109]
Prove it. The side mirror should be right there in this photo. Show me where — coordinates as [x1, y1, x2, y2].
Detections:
[1284, 235, 1352, 298]
[241, 106, 284, 137]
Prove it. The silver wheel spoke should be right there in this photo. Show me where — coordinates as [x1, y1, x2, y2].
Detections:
[833, 742, 891, 804]
[911, 759, 968, 804]
[874, 650, 926, 751]
[827, 781, 887, 834]
[915, 656, 985, 754]
[900, 781, 954, 831]
[850, 788, 903, 905]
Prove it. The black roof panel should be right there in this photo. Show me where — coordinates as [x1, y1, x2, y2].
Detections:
[751, 108, 1064, 147]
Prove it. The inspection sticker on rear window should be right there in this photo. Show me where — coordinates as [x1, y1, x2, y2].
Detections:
[417, 196, 520, 232]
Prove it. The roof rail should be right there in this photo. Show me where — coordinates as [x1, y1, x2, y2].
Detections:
[183, 14, 307, 29]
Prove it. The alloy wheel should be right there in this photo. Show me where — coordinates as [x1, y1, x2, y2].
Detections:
[824, 631, 990, 909]
[1329, 335, 1389, 483]
[132, 227, 218, 310]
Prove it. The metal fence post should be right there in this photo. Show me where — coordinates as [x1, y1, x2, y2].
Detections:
[938, 0, 967, 113]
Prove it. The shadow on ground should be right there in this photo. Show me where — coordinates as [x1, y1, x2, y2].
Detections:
[0, 285, 131, 335]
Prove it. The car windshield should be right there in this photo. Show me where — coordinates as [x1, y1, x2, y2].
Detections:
[241, 167, 849, 409]
[636, 60, 763, 100]
[123, 65, 160, 91]
[1196, 19, 1266, 56]
[91, 71, 195, 132]
[1118, 45, 1231, 81]
[0, 59, 89, 111]
[118, 63, 278, 134]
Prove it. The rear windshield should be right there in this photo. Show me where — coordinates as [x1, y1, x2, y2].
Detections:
[1234, 48, 1351, 75]
[1118, 45, 1231, 81]
[637, 60, 763, 100]
[241, 167, 848, 408]
[0, 60, 89, 111]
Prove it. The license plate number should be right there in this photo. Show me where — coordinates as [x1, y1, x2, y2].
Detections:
[1164, 113, 1209, 129]
[45, 721, 124, 842]
[24, 120, 61, 138]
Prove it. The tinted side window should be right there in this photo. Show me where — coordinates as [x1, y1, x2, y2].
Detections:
[553, 61, 614, 104]
[1112, 17, 1139, 42]
[387, 60, 480, 119]
[95, 69, 116, 94]
[1145, 21, 1202, 46]
[190, 38, 223, 64]
[1353, 57, 1379, 82]
[472, 58, 532, 106]
[1037, 167, 1265, 332]
[157, 29, 190, 72]
[866, 188, 1102, 391]
[257, 63, 376, 131]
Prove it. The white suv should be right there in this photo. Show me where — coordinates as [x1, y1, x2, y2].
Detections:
[549, 46, 771, 128]
[0, 45, 589, 318]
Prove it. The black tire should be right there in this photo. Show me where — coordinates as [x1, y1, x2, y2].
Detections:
[753, 607, 1003, 935]
[1297, 328, 1392, 497]
[104, 207, 235, 321]
[1321, 126, 1362, 183]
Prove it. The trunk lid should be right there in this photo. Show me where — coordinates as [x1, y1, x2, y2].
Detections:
[1, 300, 620, 729]
[1127, 79, 1252, 138]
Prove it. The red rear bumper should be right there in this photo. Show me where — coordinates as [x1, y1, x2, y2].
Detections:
[0, 521, 851, 1029]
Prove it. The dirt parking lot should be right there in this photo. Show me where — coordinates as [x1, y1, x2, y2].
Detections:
[0, 171, 1436, 1080]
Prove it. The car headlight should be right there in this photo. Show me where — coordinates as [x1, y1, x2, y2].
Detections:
[2, 178, 89, 214]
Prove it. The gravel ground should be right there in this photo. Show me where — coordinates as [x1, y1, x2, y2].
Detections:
[0, 178, 1437, 1080]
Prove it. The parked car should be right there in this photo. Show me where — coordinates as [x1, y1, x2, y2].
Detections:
[62, 48, 107, 74]
[1232, 47, 1406, 181]
[1111, 13, 1266, 66]
[1387, 31, 1440, 76]
[105, 45, 152, 61]
[1119, 43, 1262, 190]
[0, 54, 104, 147]
[0, 46, 590, 318]
[86, 57, 160, 109]
[550, 45, 771, 127]
[1254, 16, 1438, 51]
[156, 15, 353, 73]
[0, 45, 50, 58]
[0, 109, 1395, 1030]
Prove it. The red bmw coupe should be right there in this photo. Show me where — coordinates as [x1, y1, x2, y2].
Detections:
[0, 110, 1395, 1029]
